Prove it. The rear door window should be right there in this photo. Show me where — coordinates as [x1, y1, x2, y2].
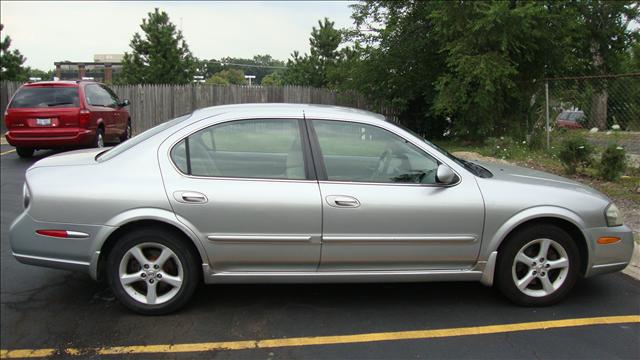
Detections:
[170, 119, 307, 180]
[9, 86, 79, 108]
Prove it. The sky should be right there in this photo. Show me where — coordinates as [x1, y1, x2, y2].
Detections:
[0, 1, 357, 70]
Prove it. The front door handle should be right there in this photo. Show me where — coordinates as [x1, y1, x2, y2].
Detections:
[326, 195, 360, 208]
[174, 191, 208, 204]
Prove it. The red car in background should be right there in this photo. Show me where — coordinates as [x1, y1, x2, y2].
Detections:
[4, 81, 131, 158]
[555, 110, 585, 130]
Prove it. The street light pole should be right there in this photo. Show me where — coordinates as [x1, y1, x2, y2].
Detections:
[244, 75, 256, 86]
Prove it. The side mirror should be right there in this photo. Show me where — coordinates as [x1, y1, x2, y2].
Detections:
[436, 164, 456, 185]
[119, 99, 130, 107]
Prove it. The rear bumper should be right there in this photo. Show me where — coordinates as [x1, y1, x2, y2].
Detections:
[583, 225, 635, 277]
[556, 121, 581, 129]
[5, 128, 95, 148]
[9, 211, 113, 279]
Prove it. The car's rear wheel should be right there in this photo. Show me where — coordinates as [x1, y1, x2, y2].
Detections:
[120, 120, 131, 142]
[496, 224, 579, 306]
[107, 228, 199, 315]
[94, 127, 105, 148]
[16, 147, 34, 158]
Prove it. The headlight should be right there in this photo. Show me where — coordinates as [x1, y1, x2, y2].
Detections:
[605, 203, 623, 227]
[23, 183, 30, 209]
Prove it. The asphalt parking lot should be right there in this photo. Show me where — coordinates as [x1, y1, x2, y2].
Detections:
[1, 145, 639, 359]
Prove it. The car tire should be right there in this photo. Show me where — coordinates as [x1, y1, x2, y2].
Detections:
[94, 127, 105, 148]
[496, 224, 580, 306]
[106, 228, 200, 315]
[16, 147, 35, 158]
[119, 120, 131, 142]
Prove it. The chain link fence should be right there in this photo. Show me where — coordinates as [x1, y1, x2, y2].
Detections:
[543, 73, 640, 164]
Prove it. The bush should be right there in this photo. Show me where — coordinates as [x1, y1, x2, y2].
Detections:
[557, 136, 594, 174]
[485, 136, 528, 160]
[527, 129, 546, 150]
[598, 144, 627, 181]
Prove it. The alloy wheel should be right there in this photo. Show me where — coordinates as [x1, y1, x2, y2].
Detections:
[118, 242, 184, 305]
[511, 238, 570, 297]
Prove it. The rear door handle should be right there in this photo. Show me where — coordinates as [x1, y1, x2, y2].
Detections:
[174, 191, 208, 204]
[326, 195, 360, 208]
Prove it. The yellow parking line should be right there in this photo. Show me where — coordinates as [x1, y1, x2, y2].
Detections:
[0, 149, 16, 156]
[1, 315, 638, 358]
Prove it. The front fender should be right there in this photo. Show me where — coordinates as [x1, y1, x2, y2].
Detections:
[88, 208, 211, 280]
[480, 205, 589, 259]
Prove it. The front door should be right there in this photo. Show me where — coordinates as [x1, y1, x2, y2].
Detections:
[84, 84, 115, 139]
[160, 118, 322, 272]
[309, 119, 485, 271]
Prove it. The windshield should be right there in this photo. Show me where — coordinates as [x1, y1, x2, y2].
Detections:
[10, 86, 80, 108]
[97, 113, 193, 161]
[389, 120, 492, 178]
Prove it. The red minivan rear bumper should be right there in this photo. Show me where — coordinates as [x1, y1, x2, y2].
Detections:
[5, 128, 95, 148]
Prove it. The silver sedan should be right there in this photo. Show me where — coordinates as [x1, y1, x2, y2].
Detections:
[9, 104, 634, 314]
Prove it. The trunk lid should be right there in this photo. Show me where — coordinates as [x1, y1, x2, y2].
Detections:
[28, 147, 107, 169]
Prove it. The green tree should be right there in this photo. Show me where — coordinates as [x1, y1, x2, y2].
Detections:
[0, 24, 28, 81]
[261, 71, 284, 86]
[120, 8, 195, 84]
[205, 74, 229, 85]
[283, 18, 344, 88]
[195, 55, 285, 84]
[346, 1, 638, 139]
[27, 68, 54, 81]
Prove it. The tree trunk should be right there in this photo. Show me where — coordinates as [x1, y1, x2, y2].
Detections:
[592, 88, 608, 129]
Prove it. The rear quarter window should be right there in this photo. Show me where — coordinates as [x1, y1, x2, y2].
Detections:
[9, 86, 80, 108]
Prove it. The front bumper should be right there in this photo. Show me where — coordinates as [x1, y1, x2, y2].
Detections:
[9, 211, 113, 279]
[5, 128, 95, 148]
[583, 225, 635, 277]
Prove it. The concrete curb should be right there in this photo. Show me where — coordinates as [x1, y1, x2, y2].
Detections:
[622, 242, 640, 280]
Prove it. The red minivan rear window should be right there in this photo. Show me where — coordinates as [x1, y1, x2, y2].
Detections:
[9, 87, 80, 108]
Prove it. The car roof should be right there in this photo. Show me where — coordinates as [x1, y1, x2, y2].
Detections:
[192, 103, 387, 123]
[22, 80, 103, 88]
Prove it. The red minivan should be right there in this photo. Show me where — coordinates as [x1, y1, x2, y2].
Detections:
[4, 81, 131, 158]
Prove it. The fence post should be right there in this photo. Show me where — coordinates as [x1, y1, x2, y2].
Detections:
[545, 80, 550, 151]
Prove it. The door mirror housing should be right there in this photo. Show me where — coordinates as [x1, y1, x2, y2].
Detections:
[436, 164, 456, 185]
[119, 99, 130, 107]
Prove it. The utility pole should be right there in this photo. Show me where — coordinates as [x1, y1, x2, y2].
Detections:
[545, 81, 550, 150]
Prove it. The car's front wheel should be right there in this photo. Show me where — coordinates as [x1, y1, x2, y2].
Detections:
[496, 224, 580, 306]
[94, 127, 105, 148]
[119, 120, 131, 142]
[107, 228, 199, 315]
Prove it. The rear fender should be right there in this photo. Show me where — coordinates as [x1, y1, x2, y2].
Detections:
[89, 208, 211, 280]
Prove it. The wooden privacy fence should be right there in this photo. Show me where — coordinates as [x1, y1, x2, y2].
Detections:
[1, 82, 393, 134]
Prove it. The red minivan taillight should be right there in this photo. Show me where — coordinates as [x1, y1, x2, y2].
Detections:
[79, 109, 91, 128]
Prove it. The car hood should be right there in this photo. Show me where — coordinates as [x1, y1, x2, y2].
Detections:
[474, 161, 610, 201]
[27, 147, 109, 170]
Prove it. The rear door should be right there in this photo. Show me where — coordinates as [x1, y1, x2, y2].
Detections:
[158, 117, 322, 272]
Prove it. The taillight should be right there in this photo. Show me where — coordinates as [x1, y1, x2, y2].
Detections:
[79, 109, 91, 128]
